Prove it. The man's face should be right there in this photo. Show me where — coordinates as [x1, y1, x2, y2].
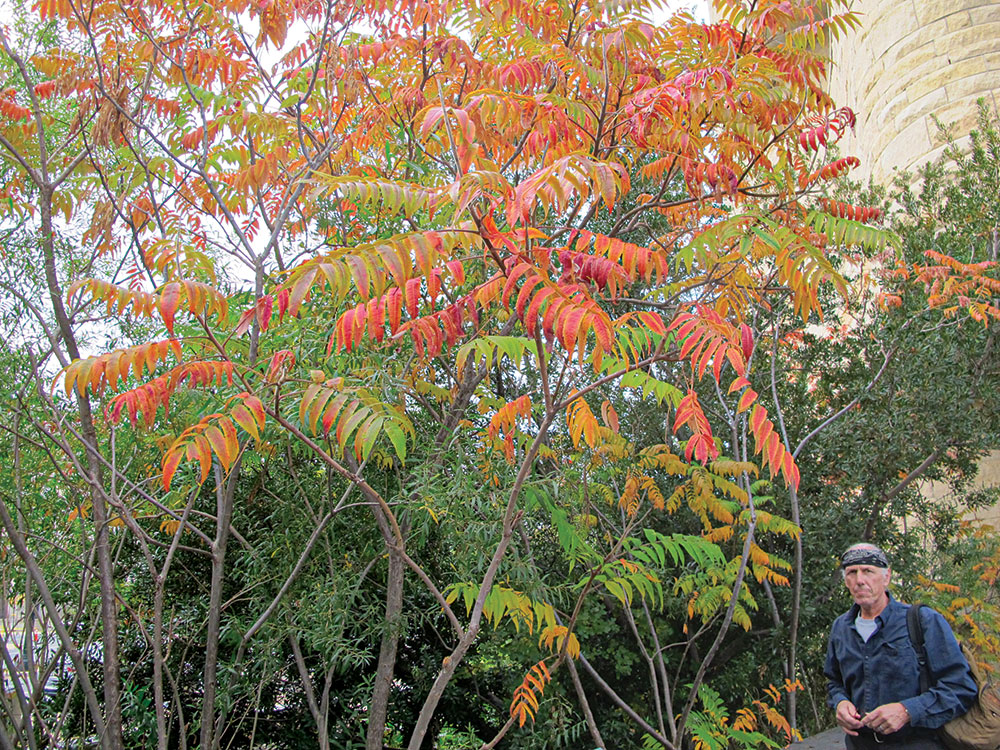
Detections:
[843, 564, 890, 612]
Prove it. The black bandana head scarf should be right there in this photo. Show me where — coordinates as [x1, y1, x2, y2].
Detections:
[840, 545, 889, 569]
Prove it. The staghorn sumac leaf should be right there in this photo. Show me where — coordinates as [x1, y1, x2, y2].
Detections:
[336, 400, 367, 450]
[162, 447, 185, 491]
[231, 404, 260, 440]
[510, 660, 551, 727]
[321, 393, 351, 437]
[204, 425, 230, 470]
[157, 283, 182, 334]
[188, 435, 212, 484]
[404, 277, 421, 319]
[354, 413, 383, 460]
[737, 388, 758, 413]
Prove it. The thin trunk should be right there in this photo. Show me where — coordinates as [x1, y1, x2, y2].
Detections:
[289, 634, 329, 750]
[0, 714, 15, 750]
[566, 657, 605, 749]
[153, 490, 198, 750]
[152, 578, 169, 750]
[366, 545, 404, 750]
[406, 353, 561, 750]
[679, 515, 758, 738]
[404, 464, 531, 749]
[39, 184, 122, 750]
[623, 604, 666, 739]
[642, 599, 678, 740]
[200, 463, 237, 750]
[0, 633, 33, 750]
[787, 485, 803, 728]
[12, 410, 38, 750]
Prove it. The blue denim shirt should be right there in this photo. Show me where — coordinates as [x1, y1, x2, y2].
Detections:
[825, 595, 977, 733]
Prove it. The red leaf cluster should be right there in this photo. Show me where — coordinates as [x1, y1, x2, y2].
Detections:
[819, 198, 882, 222]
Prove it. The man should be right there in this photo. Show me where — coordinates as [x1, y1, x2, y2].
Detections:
[825, 543, 977, 749]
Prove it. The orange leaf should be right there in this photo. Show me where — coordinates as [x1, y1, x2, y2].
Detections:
[205, 425, 230, 471]
[162, 448, 184, 490]
[322, 393, 351, 436]
[601, 400, 619, 433]
[189, 435, 213, 483]
[737, 388, 758, 413]
[729, 381, 752, 406]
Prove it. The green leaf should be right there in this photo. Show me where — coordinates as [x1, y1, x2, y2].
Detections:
[384, 422, 408, 462]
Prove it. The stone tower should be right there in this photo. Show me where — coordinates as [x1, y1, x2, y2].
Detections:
[826, 0, 1000, 525]
[826, 0, 1000, 185]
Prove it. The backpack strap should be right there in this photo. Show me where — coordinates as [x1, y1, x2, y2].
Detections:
[907, 603, 931, 694]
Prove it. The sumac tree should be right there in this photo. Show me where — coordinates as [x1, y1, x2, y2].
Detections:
[0, 0, 949, 748]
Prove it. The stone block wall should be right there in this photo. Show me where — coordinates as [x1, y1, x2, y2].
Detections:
[826, 1, 1000, 527]
[827, 0, 1000, 185]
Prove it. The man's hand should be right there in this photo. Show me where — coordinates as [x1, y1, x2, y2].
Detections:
[835, 700, 864, 735]
[861, 702, 911, 735]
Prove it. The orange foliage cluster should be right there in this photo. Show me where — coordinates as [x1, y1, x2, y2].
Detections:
[14, 0, 895, 505]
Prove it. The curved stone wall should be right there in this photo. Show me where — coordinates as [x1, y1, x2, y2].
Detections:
[827, 0, 1000, 185]
[826, 1, 1000, 526]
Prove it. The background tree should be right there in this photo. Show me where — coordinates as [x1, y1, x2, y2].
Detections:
[756, 100, 1000, 736]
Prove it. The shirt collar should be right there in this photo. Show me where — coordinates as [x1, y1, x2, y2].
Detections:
[847, 592, 899, 624]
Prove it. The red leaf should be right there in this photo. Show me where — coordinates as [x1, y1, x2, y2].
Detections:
[321, 393, 350, 436]
[368, 297, 385, 342]
[740, 324, 754, 361]
[159, 283, 181, 334]
[266, 350, 295, 383]
[428, 268, 442, 300]
[558, 306, 588, 353]
[446, 259, 465, 285]
[679, 328, 703, 360]
[277, 288, 290, 322]
[525, 286, 554, 335]
[191, 435, 212, 482]
[404, 277, 422, 319]
[590, 313, 612, 351]
[515, 276, 544, 320]
[638, 311, 666, 335]
[387, 288, 402, 333]
[258, 294, 274, 332]
[502, 264, 532, 309]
